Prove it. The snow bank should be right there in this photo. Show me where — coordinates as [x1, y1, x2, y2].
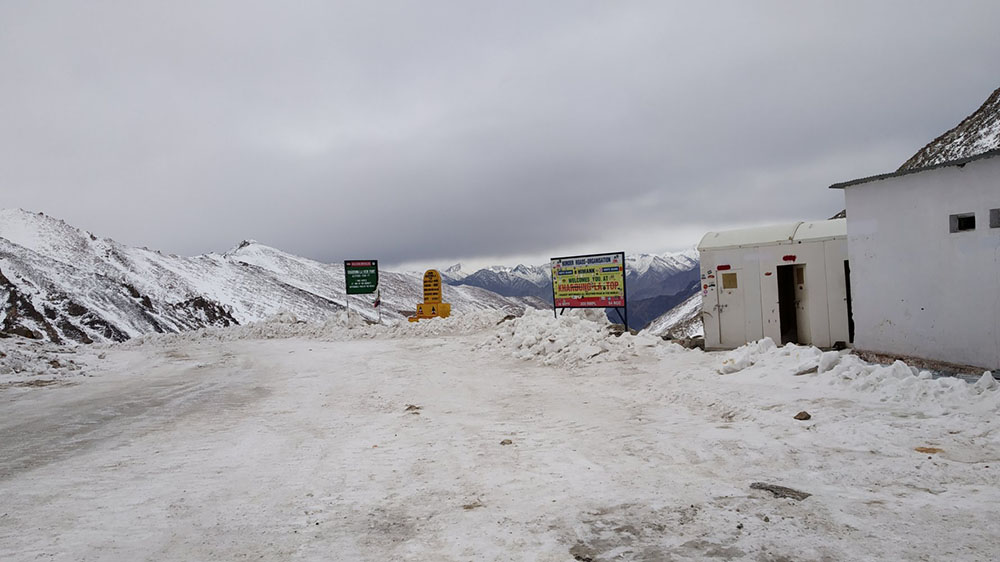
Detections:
[717, 338, 1000, 413]
[121, 308, 512, 347]
[478, 308, 674, 366]
[0, 338, 88, 385]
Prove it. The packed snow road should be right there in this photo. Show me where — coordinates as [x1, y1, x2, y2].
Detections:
[2, 312, 1000, 561]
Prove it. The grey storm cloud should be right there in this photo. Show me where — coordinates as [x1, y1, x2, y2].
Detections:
[2, 1, 999, 267]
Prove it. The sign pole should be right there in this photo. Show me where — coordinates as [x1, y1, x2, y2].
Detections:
[614, 308, 625, 326]
[551, 265, 558, 319]
[621, 257, 629, 332]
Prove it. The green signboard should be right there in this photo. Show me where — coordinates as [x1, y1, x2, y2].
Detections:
[344, 260, 379, 295]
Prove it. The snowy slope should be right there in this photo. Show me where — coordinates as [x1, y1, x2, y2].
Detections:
[0, 233, 240, 343]
[645, 292, 704, 339]
[0, 209, 535, 344]
[899, 86, 1000, 170]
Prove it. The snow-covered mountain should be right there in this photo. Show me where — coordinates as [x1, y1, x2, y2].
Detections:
[624, 249, 700, 301]
[488, 263, 551, 286]
[441, 263, 468, 282]
[899, 86, 1000, 171]
[0, 209, 538, 344]
[450, 264, 553, 301]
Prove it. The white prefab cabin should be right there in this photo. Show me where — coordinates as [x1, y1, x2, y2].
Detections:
[697, 219, 852, 350]
[831, 150, 1000, 371]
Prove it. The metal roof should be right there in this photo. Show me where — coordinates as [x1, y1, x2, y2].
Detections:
[828, 148, 1000, 190]
[698, 219, 846, 251]
[792, 218, 847, 242]
[698, 222, 801, 251]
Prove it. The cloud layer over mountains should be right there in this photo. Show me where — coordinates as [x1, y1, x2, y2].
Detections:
[2, 2, 999, 266]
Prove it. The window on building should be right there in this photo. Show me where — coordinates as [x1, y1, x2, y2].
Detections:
[991, 208, 1000, 228]
[950, 213, 976, 232]
[721, 272, 738, 289]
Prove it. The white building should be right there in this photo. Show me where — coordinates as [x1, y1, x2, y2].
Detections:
[697, 219, 852, 350]
[830, 149, 1000, 371]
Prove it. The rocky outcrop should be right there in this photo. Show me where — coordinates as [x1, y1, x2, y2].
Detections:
[899, 86, 1000, 171]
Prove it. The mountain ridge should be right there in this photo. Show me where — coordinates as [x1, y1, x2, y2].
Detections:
[899, 86, 1000, 171]
[447, 249, 699, 303]
[0, 209, 537, 344]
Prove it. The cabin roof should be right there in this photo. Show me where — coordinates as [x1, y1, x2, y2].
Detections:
[698, 219, 846, 251]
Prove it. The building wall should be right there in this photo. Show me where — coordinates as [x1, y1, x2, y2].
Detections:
[823, 239, 852, 346]
[700, 237, 848, 350]
[699, 247, 763, 348]
[844, 157, 1000, 370]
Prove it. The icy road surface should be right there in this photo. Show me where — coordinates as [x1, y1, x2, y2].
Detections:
[2, 316, 1000, 561]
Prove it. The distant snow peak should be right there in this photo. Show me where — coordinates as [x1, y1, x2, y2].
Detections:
[625, 249, 699, 277]
[440, 263, 469, 283]
[225, 239, 259, 256]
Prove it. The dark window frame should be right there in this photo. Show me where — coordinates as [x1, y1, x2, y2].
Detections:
[950, 213, 976, 233]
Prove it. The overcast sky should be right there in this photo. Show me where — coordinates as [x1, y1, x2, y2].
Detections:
[2, 1, 998, 270]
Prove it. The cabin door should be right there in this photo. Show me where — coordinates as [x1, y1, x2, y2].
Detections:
[718, 269, 746, 348]
[777, 264, 807, 345]
[792, 265, 811, 345]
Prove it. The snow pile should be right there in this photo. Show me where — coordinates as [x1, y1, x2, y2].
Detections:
[479, 308, 671, 366]
[378, 310, 513, 338]
[133, 306, 676, 367]
[120, 311, 330, 346]
[718, 337, 782, 374]
[718, 338, 1000, 413]
[0, 338, 87, 385]
[823, 356, 1000, 414]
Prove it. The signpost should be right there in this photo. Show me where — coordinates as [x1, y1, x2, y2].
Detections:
[408, 269, 451, 322]
[344, 260, 379, 322]
[550, 252, 628, 330]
